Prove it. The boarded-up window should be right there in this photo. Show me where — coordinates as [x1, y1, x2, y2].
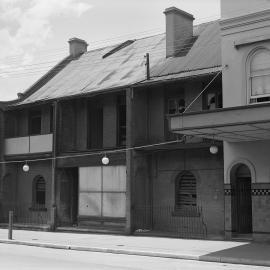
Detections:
[175, 171, 197, 209]
[78, 166, 126, 218]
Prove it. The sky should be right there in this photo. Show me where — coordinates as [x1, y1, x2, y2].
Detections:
[0, 0, 220, 101]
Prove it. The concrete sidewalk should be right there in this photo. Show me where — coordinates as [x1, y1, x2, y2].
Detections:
[0, 229, 269, 267]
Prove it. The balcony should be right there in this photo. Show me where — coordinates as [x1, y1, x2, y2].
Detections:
[169, 103, 270, 142]
[5, 134, 53, 155]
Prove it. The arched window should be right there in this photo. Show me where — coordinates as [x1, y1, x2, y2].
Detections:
[33, 176, 46, 207]
[175, 171, 197, 210]
[249, 48, 270, 103]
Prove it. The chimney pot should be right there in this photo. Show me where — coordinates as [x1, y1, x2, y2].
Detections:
[164, 7, 194, 58]
[68, 37, 88, 57]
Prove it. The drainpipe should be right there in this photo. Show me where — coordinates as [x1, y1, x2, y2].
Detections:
[51, 100, 58, 230]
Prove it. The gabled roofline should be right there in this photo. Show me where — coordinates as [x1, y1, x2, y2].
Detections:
[1, 54, 74, 107]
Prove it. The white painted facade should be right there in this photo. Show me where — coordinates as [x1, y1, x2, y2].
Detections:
[221, 0, 270, 186]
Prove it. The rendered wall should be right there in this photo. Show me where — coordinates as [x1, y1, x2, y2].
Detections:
[151, 148, 224, 237]
[1, 161, 52, 224]
[221, 0, 270, 19]
[224, 141, 270, 236]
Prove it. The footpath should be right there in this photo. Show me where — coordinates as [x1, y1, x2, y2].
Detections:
[0, 229, 269, 267]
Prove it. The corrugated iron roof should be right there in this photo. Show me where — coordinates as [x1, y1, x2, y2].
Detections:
[15, 20, 221, 105]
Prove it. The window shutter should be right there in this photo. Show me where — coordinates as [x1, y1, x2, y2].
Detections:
[176, 172, 197, 209]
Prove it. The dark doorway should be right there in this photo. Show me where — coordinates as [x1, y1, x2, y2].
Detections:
[59, 168, 78, 226]
[231, 164, 252, 234]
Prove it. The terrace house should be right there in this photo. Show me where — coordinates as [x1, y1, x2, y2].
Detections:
[0, 7, 224, 238]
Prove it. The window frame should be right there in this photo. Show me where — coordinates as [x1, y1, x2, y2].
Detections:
[247, 47, 270, 103]
[167, 98, 186, 115]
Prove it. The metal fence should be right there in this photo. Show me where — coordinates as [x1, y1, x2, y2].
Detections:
[0, 203, 50, 225]
[133, 205, 207, 239]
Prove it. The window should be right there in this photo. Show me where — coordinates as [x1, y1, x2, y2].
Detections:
[249, 48, 270, 103]
[78, 166, 126, 218]
[117, 95, 126, 146]
[175, 171, 197, 210]
[168, 98, 185, 114]
[29, 109, 41, 135]
[32, 176, 46, 208]
[203, 91, 222, 110]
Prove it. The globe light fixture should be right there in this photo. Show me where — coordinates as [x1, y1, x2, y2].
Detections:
[102, 155, 109, 165]
[209, 145, 218, 155]
[23, 163, 30, 172]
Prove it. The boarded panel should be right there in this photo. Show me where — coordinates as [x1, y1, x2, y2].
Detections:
[78, 193, 101, 216]
[103, 165, 126, 192]
[79, 167, 102, 192]
[30, 134, 53, 153]
[5, 137, 29, 155]
[103, 193, 126, 217]
[78, 165, 126, 218]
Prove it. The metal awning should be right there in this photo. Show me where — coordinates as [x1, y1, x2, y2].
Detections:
[169, 103, 270, 142]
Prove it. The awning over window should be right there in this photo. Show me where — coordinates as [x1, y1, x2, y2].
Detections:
[169, 103, 270, 142]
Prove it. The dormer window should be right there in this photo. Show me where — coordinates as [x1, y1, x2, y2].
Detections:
[249, 48, 270, 103]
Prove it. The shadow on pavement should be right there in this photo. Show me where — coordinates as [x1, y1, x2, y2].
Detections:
[200, 243, 270, 265]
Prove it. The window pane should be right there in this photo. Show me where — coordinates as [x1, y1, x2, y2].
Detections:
[178, 99, 185, 113]
[251, 75, 270, 96]
[78, 193, 101, 216]
[103, 166, 126, 192]
[251, 51, 270, 72]
[251, 50, 270, 98]
[79, 167, 102, 192]
[102, 193, 126, 217]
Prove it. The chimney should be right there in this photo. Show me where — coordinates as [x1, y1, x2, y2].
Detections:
[164, 7, 194, 58]
[68, 37, 88, 57]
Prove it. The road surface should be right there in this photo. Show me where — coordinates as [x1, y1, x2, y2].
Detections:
[0, 243, 267, 270]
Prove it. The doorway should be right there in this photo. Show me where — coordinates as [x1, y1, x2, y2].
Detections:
[59, 168, 78, 226]
[231, 164, 252, 234]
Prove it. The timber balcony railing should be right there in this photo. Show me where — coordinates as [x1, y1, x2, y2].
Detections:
[133, 205, 207, 239]
[0, 203, 50, 225]
[5, 134, 53, 155]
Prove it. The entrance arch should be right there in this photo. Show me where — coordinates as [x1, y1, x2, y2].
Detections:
[231, 164, 253, 234]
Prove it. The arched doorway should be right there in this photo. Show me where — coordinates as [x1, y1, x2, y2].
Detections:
[231, 164, 252, 234]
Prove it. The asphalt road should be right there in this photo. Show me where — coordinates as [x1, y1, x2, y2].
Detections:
[0, 243, 268, 270]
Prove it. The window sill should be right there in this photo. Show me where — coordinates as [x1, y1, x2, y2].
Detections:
[29, 206, 47, 212]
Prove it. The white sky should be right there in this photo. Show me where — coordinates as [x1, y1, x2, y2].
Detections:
[0, 0, 220, 101]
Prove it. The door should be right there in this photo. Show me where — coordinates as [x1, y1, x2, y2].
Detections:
[235, 177, 252, 233]
[59, 168, 78, 225]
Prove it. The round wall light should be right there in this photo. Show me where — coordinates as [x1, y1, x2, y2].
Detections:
[209, 145, 218, 155]
[23, 163, 30, 172]
[102, 155, 109, 165]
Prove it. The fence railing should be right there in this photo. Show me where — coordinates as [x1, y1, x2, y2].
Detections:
[133, 205, 207, 239]
[0, 203, 50, 225]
